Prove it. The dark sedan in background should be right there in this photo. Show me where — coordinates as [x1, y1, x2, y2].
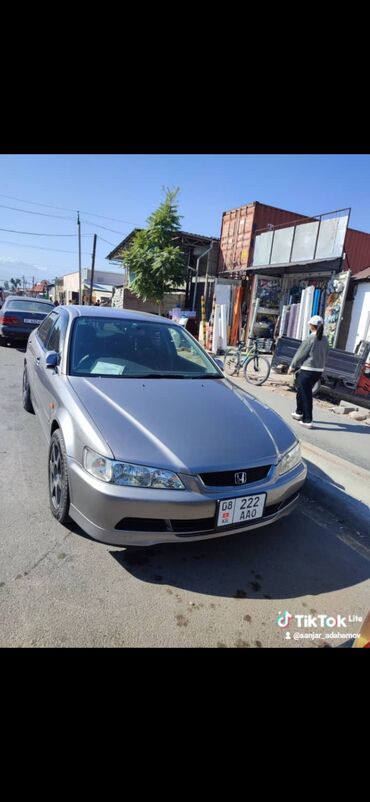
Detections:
[0, 296, 54, 347]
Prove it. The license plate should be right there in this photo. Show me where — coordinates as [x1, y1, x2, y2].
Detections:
[217, 494, 266, 527]
[24, 318, 42, 324]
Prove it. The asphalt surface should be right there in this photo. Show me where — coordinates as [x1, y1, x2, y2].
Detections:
[1, 345, 369, 648]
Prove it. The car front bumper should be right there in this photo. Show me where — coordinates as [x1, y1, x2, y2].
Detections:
[67, 458, 307, 546]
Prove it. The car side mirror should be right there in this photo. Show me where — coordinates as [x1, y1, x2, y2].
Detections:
[214, 358, 224, 371]
[45, 351, 60, 369]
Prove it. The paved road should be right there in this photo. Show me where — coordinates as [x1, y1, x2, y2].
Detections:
[1, 345, 369, 647]
[227, 372, 370, 472]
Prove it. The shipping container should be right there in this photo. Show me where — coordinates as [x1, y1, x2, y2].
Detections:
[218, 202, 309, 273]
[219, 201, 370, 278]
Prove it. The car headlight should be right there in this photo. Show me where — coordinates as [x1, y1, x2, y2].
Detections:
[277, 442, 302, 476]
[83, 447, 185, 489]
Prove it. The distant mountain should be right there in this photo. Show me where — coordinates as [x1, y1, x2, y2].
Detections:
[0, 258, 124, 289]
[0, 259, 51, 287]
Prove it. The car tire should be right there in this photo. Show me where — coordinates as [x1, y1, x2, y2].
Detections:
[22, 365, 34, 413]
[0, 337, 8, 347]
[48, 430, 71, 525]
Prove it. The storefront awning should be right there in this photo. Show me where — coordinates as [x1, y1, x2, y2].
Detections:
[248, 256, 343, 277]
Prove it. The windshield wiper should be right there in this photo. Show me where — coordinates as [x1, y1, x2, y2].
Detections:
[135, 373, 188, 379]
[189, 374, 221, 379]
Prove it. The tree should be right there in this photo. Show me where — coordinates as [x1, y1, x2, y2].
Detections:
[10, 278, 21, 291]
[123, 188, 187, 309]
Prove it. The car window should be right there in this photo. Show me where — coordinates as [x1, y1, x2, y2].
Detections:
[46, 313, 68, 353]
[37, 313, 58, 346]
[6, 300, 54, 313]
[69, 317, 221, 378]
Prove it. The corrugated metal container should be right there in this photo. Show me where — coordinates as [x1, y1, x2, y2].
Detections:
[218, 202, 309, 273]
[218, 203, 255, 272]
[344, 228, 370, 275]
[218, 202, 370, 276]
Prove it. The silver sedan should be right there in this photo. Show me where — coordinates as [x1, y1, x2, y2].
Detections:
[23, 306, 307, 546]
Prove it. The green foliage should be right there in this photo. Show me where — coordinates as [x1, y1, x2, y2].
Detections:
[10, 278, 22, 290]
[123, 188, 187, 304]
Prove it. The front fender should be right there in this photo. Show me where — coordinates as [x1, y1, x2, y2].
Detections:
[50, 392, 114, 465]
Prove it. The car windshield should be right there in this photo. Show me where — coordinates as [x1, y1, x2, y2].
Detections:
[69, 317, 222, 378]
[6, 300, 53, 312]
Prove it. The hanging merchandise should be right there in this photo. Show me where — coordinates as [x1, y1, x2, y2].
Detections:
[219, 304, 228, 352]
[207, 294, 217, 350]
[312, 287, 320, 316]
[290, 303, 300, 338]
[212, 304, 220, 353]
[319, 289, 326, 319]
[283, 308, 291, 336]
[279, 304, 289, 336]
[199, 295, 206, 345]
[257, 278, 281, 309]
[286, 305, 295, 338]
[230, 287, 243, 346]
[296, 292, 306, 341]
[323, 273, 350, 347]
[301, 285, 315, 338]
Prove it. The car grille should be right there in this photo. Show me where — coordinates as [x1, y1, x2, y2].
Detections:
[115, 517, 215, 534]
[199, 465, 271, 487]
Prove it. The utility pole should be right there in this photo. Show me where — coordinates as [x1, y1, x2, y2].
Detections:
[77, 211, 82, 304]
[32, 276, 35, 297]
[89, 234, 97, 305]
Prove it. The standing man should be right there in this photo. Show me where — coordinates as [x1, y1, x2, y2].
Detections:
[288, 315, 329, 429]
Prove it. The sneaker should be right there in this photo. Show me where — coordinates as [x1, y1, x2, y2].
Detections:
[291, 412, 303, 420]
[299, 421, 313, 429]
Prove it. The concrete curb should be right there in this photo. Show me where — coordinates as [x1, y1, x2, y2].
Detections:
[300, 441, 370, 540]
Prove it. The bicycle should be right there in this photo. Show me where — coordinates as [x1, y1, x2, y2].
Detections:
[223, 338, 271, 385]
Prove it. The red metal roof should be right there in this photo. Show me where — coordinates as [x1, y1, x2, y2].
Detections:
[344, 228, 370, 275]
[353, 265, 370, 281]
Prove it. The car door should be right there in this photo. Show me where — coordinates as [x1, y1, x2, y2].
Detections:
[35, 311, 69, 438]
[27, 312, 58, 415]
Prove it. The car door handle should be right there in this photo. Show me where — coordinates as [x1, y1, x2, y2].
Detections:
[35, 357, 41, 365]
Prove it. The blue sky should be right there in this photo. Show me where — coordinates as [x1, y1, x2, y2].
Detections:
[1, 153, 370, 284]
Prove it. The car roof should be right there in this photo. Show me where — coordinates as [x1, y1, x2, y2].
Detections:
[63, 305, 176, 325]
[4, 295, 53, 304]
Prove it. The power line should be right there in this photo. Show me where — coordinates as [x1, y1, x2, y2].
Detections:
[0, 202, 129, 234]
[0, 203, 75, 221]
[0, 193, 77, 212]
[97, 235, 117, 247]
[0, 193, 141, 226]
[0, 226, 83, 237]
[0, 239, 90, 254]
[80, 219, 128, 235]
[80, 210, 138, 225]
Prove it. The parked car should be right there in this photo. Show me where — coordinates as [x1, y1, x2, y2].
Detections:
[0, 295, 54, 347]
[23, 306, 307, 546]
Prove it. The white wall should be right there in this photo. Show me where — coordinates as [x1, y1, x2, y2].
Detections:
[346, 282, 370, 351]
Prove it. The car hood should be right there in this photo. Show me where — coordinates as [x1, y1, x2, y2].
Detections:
[68, 376, 296, 473]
